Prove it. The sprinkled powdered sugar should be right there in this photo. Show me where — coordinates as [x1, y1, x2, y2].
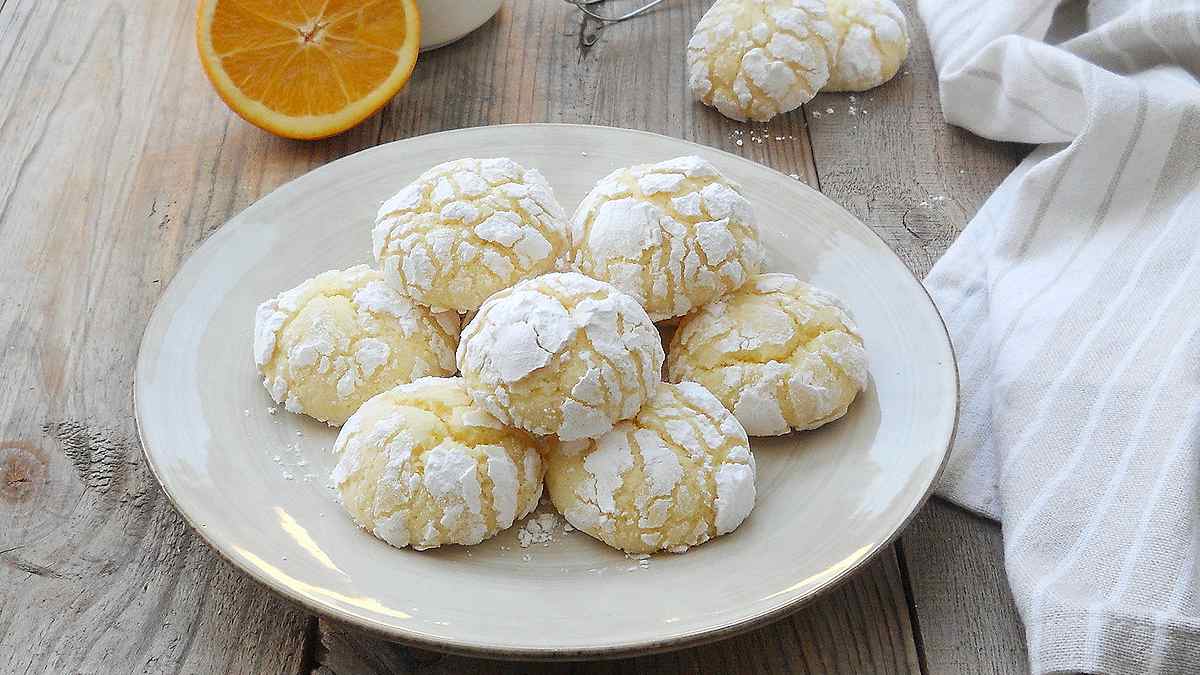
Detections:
[687, 0, 836, 122]
[545, 381, 757, 554]
[372, 158, 571, 313]
[516, 511, 562, 548]
[667, 273, 869, 436]
[569, 156, 764, 322]
[271, 436, 319, 484]
[728, 128, 803, 149]
[331, 377, 545, 550]
[457, 272, 664, 441]
[253, 266, 460, 427]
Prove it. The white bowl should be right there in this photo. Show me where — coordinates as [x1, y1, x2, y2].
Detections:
[417, 0, 504, 50]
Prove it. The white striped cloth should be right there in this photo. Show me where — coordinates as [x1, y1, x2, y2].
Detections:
[916, 0, 1200, 671]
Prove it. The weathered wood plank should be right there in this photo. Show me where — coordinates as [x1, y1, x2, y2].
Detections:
[801, 1, 1030, 672]
[901, 503, 1028, 674]
[0, 0, 379, 671]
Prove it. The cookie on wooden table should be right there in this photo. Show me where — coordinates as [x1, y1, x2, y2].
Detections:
[823, 0, 909, 92]
[688, 0, 836, 122]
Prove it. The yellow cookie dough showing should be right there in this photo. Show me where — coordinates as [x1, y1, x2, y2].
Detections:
[372, 158, 571, 313]
[254, 265, 460, 427]
[331, 377, 545, 550]
[457, 272, 664, 442]
[823, 0, 909, 92]
[569, 156, 764, 321]
[546, 381, 756, 554]
[667, 273, 868, 436]
[688, 0, 836, 122]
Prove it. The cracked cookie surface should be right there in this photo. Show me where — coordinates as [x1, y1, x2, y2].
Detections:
[569, 156, 763, 321]
[824, 0, 909, 92]
[331, 377, 545, 550]
[667, 273, 868, 436]
[372, 157, 571, 312]
[254, 265, 460, 426]
[457, 272, 664, 442]
[546, 381, 756, 554]
[688, 0, 836, 122]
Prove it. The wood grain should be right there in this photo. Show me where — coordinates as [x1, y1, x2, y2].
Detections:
[802, 2, 1030, 672]
[902, 502, 1029, 674]
[0, 0, 1027, 671]
[0, 0, 369, 671]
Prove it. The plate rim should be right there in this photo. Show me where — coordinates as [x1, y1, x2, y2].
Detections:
[134, 122, 959, 661]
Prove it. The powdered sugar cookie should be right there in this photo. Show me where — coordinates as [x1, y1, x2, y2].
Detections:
[824, 0, 909, 92]
[569, 156, 764, 321]
[331, 377, 545, 550]
[546, 381, 756, 554]
[666, 273, 868, 436]
[372, 158, 571, 312]
[253, 265, 459, 426]
[457, 272, 663, 442]
[688, 0, 836, 122]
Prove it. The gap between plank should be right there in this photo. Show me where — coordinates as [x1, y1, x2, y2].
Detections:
[799, 104, 823, 193]
[895, 537, 931, 675]
[297, 615, 320, 675]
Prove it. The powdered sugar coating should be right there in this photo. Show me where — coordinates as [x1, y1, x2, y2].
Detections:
[253, 266, 460, 426]
[546, 381, 756, 554]
[824, 0, 909, 92]
[457, 272, 664, 441]
[331, 377, 545, 550]
[569, 156, 764, 321]
[667, 273, 868, 436]
[687, 0, 835, 122]
[372, 158, 571, 312]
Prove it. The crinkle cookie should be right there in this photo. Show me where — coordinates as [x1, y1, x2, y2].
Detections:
[546, 381, 756, 554]
[823, 0, 909, 92]
[372, 158, 571, 312]
[666, 273, 868, 436]
[688, 0, 836, 122]
[331, 377, 545, 550]
[253, 265, 459, 426]
[569, 156, 763, 321]
[456, 272, 664, 442]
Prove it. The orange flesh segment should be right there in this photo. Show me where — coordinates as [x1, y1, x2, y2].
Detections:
[198, 0, 418, 139]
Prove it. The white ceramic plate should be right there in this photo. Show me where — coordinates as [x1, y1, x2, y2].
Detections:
[135, 124, 956, 659]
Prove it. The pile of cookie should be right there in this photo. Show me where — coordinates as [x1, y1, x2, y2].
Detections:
[254, 156, 867, 554]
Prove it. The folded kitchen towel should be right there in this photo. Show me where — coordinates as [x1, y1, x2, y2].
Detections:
[916, 0, 1200, 671]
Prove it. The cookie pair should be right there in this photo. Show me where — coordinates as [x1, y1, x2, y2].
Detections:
[688, 0, 910, 122]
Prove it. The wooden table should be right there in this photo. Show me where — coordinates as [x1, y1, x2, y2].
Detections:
[0, 0, 1031, 672]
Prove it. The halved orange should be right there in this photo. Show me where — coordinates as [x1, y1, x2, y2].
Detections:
[197, 0, 420, 139]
